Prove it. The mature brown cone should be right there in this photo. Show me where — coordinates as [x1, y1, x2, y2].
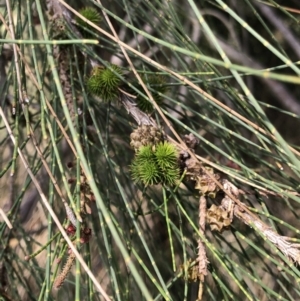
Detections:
[130, 125, 163, 152]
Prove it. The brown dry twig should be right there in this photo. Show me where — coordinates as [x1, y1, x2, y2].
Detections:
[196, 195, 208, 300]
[220, 180, 300, 264]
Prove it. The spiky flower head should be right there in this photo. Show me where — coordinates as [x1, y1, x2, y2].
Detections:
[76, 7, 102, 38]
[131, 142, 180, 187]
[87, 64, 123, 101]
[131, 146, 160, 186]
[154, 142, 180, 185]
[155, 142, 178, 170]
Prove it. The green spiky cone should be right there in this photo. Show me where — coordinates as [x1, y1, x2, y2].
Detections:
[87, 65, 123, 101]
[131, 146, 160, 186]
[76, 7, 102, 38]
[131, 142, 180, 186]
[154, 142, 180, 185]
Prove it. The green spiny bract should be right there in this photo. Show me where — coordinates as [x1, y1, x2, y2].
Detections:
[154, 142, 180, 185]
[131, 146, 160, 186]
[131, 142, 180, 186]
[155, 142, 178, 169]
[87, 65, 123, 101]
[76, 7, 102, 38]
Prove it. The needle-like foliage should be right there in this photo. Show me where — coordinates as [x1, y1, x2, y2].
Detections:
[1, 0, 300, 301]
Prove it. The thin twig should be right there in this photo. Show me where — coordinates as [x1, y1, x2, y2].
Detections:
[197, 195, 208, 300]
[0, 208, 13, 229]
